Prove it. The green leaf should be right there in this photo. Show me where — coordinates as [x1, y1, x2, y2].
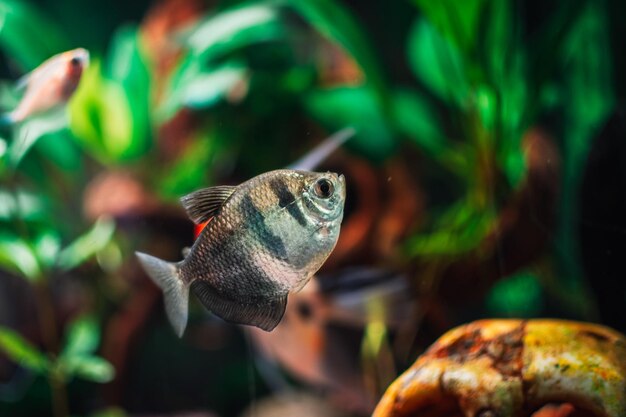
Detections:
[105, 25, 151, 157]
[58, 316, 112, 384]
[159, 63, 247, 120]
[0, 0, 70, 71]
[0, 233, 41, 281]
[69, 61, 135, 164]
[0, 137, 6, 159]
[180, 67, 247, 109]
[413, 0, 487, 55]
[96, 240, 123, 273]
[0, 188, 46, 222]
[552, 2, 614, 298]
[391, 89, 468, 175]
[57, 217, 115, 271]
[478, 0, 514, 85]
[183, 4, 283, 59]
[0, 326, 49, 373]
[60, 355, 114, 384]
[391, 89, 444, 155]
[405, 200, 495, 256]
[486, 271, 544, 317]
[474, 84, 496, 131]
[561, 4, 614, 154]
[33, 230, 61, 269]
[284, 0, 385, 95]
[8, 111, 68, 167]
[34, 130, 83, 173]
[503, 150, 526, 187]
[158, 133, 217, 198]
[526, 0, 588, 93]
[69, 27, 151, 164]
[62, 315, 100, 358]
[407, 18, 468, 104]
[305, 86, 396, 161]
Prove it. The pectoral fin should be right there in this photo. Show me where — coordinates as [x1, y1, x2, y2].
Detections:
[180, 185, 236, 224]
[190, 281, 287, 331]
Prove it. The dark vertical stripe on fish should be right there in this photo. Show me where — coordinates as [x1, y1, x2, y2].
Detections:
[239, 194, 288, 260]
[270, 178, 308, 227]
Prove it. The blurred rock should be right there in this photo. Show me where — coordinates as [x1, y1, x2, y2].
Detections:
[532, 404, 595, 417]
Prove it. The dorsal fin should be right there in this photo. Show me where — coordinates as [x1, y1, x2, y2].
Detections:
[180, 185, 236, 224]
[288, 127, 355, 171]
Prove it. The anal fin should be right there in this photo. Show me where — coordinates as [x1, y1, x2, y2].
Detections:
[190, 281, 287, 331]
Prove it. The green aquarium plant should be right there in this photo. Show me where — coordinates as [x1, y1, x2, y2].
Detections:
[0, 3, 117, 417]
[0, 0, 619, 415]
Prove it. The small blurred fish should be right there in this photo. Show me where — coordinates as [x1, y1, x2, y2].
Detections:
[0, 48, 89, 125]
[249, 267, 417, 415]
[136, 169, 346, 336]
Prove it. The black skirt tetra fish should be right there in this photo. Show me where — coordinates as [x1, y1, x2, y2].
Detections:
[137, 130, 351, 336]
[137, 170, 345, 336]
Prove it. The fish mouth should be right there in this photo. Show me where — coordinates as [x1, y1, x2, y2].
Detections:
[338, 174, 346, 199]
[73, 48, 90, 67]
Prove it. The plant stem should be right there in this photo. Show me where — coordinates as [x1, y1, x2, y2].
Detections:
[34, 280, 69, 417]
[49, 370, 69, 417]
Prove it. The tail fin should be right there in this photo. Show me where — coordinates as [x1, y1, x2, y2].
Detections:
[135, 252, 188, 337]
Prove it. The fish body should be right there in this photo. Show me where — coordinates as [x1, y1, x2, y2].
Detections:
[1, 48, 89, 125]
[137, 169, 346, 336]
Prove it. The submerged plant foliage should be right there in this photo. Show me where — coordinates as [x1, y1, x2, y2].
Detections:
[0, 0, 619, 416]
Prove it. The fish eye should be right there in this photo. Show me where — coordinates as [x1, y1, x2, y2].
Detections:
[313, 178, 334, 199]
